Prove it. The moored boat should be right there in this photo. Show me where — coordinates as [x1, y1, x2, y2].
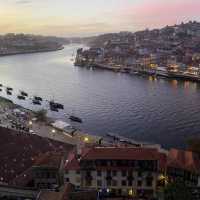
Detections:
[34, 96, 43, 101]
[7, 87, 13, 91]
[17, 95, 26, 100]
[7, 90, 12, 95]
[69, 115, 82, 123]
[21, 91, 28, 97]
[32, 99, 41, 105]
[50, 104, 59, 112]
[49, 101, 64, 109]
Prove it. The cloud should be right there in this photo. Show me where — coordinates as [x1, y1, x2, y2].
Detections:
[118, 0, 200, 30]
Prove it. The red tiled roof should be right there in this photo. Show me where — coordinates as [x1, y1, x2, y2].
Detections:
[33, 152, 63, 169]
[81, 147, 161, 161]
[167, 148, 200, 174]
[0, 126, 73, 184]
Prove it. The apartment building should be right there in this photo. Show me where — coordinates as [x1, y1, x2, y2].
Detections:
[64, 147, 167, 199]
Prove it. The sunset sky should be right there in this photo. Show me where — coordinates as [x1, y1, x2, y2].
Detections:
[0, 0, 200, 37]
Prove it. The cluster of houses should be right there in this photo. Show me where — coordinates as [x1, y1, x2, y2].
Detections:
[0, 33, 65, 55]
[75, 21, 200, 80]
[0, 122, 200, 200]
[64, 145, 200, 199]
[3, 142, 199, 200]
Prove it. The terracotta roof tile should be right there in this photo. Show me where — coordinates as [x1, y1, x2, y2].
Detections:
[167, 148, 200, 173]
[81, 147, 161, 161]
[0, 126, 73, 184]
[33, 152, 63, 169]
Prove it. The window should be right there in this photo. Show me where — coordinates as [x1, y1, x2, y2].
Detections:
[65, 178, 70, 182]
[97, 180, 102, 187]
[122, 170, 127, 177]
[118, 189, 122, 195]
[107, 180, 112, 186]
[76, 170, 80, 174]
[107, 170, 111, 176]
[138, 171, 142, 177]
[86, 171, 91, 176]
[121, 180, 127, 186]
[128, 170, 133, 177]
[128, 180, 132, 186]
[86, 180, 92, 187]
[112, 170, 117, 176]
[137, 180, 142, 187]
[76, 177, 81, 183]
[97, 170, 102, 176]
[51, 173, 56, 178]
[46, 172, 50, 178]
[146, 179, 153, 187]
[112, 179, 117, 186]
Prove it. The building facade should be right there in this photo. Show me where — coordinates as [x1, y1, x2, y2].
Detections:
[65, 147, 166, 199]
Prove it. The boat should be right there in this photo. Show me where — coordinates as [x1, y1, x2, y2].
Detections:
[34, 96, 43, 101]
[32, 99, 41, 105]
[21, 91, 28, 97]
[69, 115, 82, 123]
[7, 87, 13, 91]
[49, 101, 64, 109]
[7, 90, 12, 95]
[17, 95, 26, 100]
[50, 104, 59, 112]
[56, 103, 64, 109]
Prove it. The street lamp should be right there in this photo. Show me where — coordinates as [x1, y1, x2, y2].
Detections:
[84, 137, 89, 142]
[52, 129, 56, 133]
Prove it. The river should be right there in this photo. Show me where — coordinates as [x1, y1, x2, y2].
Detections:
[0, 44, 200, 149]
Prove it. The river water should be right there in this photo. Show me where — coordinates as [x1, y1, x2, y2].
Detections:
[0, 44, 200, 149]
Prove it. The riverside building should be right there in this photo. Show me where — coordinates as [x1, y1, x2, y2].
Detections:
[64, 146, 167, 199]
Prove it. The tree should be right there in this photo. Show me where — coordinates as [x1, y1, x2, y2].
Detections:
[35, 109, 47, 122]
[187, 137, 200, 155]
[164, 180, 192, 200]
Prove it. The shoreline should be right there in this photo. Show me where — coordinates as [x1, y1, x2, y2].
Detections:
[0, 95, 102, 146]
[75, 62, 200, 83]
[0, 95, 154, 149]
[0, 46, 64, 57]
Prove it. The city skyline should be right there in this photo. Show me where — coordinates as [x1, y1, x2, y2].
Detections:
[0, 0, 200, 37]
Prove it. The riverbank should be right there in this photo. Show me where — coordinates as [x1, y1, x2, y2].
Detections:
[76, 61, 200, 83]
[0, 94, 156, 149]
[0, 46, 64, 57]
[0, 95, 102, 146]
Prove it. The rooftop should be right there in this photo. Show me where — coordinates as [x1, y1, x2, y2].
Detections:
[33, 152, 64, 169]
[0, 126, 73, 184]
[81, 147, 162, 161]
[167, 148, 200, 173]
